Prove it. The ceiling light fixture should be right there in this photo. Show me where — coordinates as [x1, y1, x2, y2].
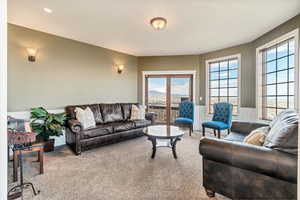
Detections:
[150, 17, 167, 30]
[43, 8, 52, 13]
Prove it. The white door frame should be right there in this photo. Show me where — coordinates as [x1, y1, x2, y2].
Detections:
[0, 0, 7, 198]
[142, 70, 197, 106]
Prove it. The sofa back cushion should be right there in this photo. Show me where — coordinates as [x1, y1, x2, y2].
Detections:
[100, 104, 124, 123]
[263, 109, 298, 155]
[120, 103, 132, 121]
[65, 104, 103, 124]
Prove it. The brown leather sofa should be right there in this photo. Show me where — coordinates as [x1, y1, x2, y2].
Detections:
[65, 103, 156, 155]
[199, 121, 297, 200]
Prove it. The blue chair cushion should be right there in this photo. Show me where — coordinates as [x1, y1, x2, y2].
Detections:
[174, 117, 193, 125]
[202, 121, 229, 130]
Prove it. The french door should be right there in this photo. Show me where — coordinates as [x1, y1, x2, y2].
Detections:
[145, 74, 193, 124]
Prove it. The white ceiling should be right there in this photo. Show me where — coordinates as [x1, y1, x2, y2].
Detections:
[8, 0, 300, 56]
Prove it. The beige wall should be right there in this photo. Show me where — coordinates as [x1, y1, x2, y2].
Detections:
[199, 43, 254, 107]
[137, 55, 200, 103]
[8, 24, 138, 112]
[8, 14, 300, 111]
[138, 13, 300, 108]
[138, 44, 255, 107]
[253, 14, 300, 49]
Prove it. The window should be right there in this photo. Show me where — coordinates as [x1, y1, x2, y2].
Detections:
[257, 29, 299, 121]
[206, 55, 240, 115]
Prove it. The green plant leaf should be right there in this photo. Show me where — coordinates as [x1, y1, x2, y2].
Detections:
[29, 107, 66, 141]
[53, 114, 66, 124]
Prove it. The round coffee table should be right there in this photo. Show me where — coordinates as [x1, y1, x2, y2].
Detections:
[144, 125, 184, 159]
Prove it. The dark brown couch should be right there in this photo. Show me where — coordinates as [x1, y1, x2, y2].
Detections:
[65, 103, 156, 155]
[199, 121, 297, 200]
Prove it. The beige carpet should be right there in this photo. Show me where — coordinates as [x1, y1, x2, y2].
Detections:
[8, 131, 228, 200]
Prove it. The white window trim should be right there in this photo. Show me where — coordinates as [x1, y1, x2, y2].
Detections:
[205, 54, 241, 116]
[256, 28, 299, 120]
[142, 70, 197, 106]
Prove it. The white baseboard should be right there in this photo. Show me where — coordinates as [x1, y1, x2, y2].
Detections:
[9, 106, 259, 146]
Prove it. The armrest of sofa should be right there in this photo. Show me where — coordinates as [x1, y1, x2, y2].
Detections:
[231, 120, 269, 135]
[145, 112, 157, 124]
[67, 119, 82, 133]
[199, 137, 297, 183]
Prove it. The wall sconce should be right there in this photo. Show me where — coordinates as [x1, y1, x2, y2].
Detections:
[27, 48, 37, 62]
[117, 64, 124, 74]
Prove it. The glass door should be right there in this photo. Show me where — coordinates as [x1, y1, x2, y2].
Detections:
[146, 76, 167, 123]
[145, 74, 193, 124]
[170, 76, 193, 122]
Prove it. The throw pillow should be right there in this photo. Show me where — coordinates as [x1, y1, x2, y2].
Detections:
[139, 105, 146, 120]
[263, 109, 298, 155]
[130, 105, 145, 120]
[243, 126, 269, 146]
[75, 107, 96, 130]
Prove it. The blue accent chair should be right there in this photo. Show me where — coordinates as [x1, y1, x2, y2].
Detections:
[174, 101, 194, 136]
[202, 102, 233, 139]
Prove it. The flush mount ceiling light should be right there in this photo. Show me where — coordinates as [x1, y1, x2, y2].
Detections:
[150, 17, 167, 30]
[43, 8, 52, 13]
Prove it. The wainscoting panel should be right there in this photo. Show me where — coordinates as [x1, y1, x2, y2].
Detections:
[194, 106, 259, 131]
[9, 106, 259, 146]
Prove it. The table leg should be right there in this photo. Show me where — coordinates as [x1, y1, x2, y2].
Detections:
[13, 151, 18, 182]
[39, 148, 44, 174]
[148, 137, 157, 159]
[8, 150, 40, 199]
[37, 150, 40, 162]
[171, 138, 181, 159]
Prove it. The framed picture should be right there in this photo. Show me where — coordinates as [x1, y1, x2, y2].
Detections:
[7, 116, 31, 132]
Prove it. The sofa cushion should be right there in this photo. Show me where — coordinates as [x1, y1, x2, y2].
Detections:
[224, 132, 246, 142]
[230, 121, 269, 136]
[133, 119, 151, 128]
[100, 104, 123, 123]
[263, 109, 298, 155]
[120, 103, 132, 121]
[81, 124, 113, 139]
[66, 104, 103, 124]
[109, 121, 135, 132]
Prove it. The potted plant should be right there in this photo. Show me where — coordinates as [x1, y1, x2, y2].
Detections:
[30, 107, 66, 152]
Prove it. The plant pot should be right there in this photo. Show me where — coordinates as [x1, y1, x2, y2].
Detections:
[43, 139, 55, 152]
